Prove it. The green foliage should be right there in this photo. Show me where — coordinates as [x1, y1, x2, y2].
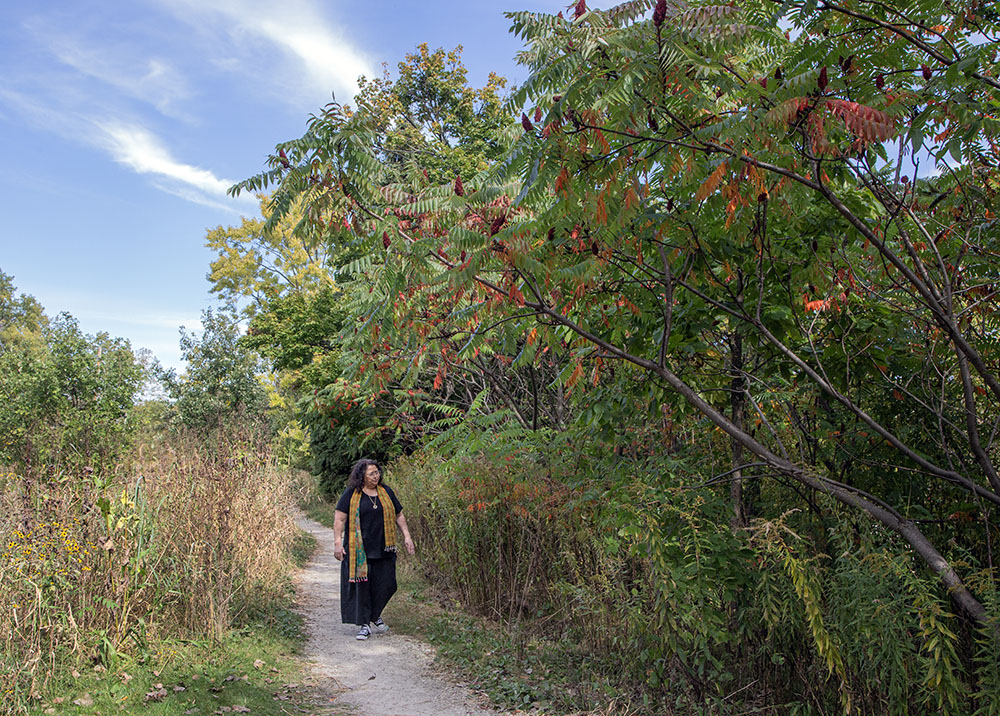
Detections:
[160, 306, 268, 431]
[0, 273, 145, 474]
[392, 439, 1000, 714]
[233, 2, 1000, 711]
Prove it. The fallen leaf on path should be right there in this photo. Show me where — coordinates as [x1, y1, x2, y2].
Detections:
[72, 694, 93, 707]
[145, 686, 168, 702]
[253, 659, 265, 669]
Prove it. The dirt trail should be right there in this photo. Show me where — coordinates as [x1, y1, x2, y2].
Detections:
[293, 513, 505, 716]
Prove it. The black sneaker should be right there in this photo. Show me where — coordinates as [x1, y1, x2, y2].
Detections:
[372, 617, 389, 634]
[356, 625, 371, 640]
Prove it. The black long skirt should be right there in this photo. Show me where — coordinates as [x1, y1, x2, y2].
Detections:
[340, 554, 397, 626]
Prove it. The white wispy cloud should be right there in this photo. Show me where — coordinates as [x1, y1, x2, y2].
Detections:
[99, 121, 233, 198]
[156, 0, 375, 101]
[0, 86, 252, 211]
[45, 33, 194, 121]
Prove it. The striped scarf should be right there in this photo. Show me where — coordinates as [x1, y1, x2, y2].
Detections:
[347, 485, 397, 583]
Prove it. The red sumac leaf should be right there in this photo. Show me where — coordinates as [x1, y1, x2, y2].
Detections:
[825, 99, 896, 143]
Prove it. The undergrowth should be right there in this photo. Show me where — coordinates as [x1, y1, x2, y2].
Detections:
[1, 426, 316, 714]
[382, 440, 1000, 716]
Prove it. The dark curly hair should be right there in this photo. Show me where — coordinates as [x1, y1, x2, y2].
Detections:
[346, 458, 384, 492]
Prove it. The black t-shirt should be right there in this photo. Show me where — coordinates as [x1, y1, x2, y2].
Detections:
[336, 484, 403, 559]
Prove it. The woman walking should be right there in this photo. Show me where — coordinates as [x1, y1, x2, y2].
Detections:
[332, 459, 415, 640]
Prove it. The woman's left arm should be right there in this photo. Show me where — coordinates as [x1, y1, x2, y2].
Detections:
[396, 512, 415, 555]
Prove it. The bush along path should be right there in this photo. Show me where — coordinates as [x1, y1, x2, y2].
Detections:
[292, 513, 504, 716]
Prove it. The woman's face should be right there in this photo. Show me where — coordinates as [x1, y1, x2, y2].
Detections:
[363, 464, 381, 489]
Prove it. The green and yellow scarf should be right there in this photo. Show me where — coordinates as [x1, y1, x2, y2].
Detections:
[347, 485, 397, 583]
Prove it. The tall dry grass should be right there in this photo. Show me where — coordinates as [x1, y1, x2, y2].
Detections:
[0, 425, 299, 711]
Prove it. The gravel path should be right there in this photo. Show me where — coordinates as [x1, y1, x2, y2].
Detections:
[293, 513, 505, 716]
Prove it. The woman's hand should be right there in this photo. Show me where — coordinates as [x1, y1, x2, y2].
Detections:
[396, 513, 415, 555]
[333, 509, 347, 561]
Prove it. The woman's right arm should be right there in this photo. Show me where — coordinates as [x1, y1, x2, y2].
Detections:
[333, 510, 347, 561]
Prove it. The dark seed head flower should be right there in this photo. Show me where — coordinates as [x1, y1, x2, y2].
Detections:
[922, 64, 932, 80]
[454, 175, 464, 197]
[489, 214, 506, 236]
[382, 232, 391, 249]
[521, 113, 535, 133]
[774, 67, 783, 81]
[818, 66, 828, 92]
[575, 0, 586, 19]
[652, 0, 667, 27]
[534, 107, 542, 123]
[460, 250, 467, 262]
[647, 110, 659, 132]
[875, 73, 885, 89]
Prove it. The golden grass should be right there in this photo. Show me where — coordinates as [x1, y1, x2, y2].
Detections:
[0, 425, 300, 710]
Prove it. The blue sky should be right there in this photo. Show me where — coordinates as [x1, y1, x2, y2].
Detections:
[0, 0, 563, 370]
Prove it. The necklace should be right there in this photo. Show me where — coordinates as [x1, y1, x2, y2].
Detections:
[367, 492, 378, 510]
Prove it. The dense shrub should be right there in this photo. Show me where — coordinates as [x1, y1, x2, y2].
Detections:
[0, 313, 145, 474]
[390, 435, 1000, 715]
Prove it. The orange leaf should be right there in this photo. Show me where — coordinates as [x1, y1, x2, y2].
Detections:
[695, 161, 728, 202]
[824, 99, 896, 143]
